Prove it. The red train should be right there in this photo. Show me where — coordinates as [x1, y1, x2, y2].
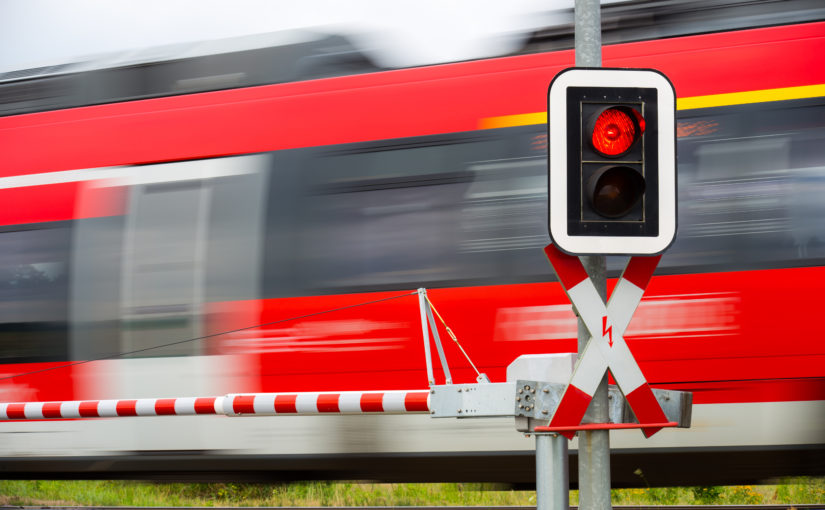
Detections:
[0, 20, 823, 486]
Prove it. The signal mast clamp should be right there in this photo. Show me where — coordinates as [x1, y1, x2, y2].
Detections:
[548, 68, 677, 255]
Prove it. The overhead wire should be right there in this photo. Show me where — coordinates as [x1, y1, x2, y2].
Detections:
[0, 290, 418, 383]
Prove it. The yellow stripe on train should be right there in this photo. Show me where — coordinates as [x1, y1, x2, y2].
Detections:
[478, 83, 825, 129]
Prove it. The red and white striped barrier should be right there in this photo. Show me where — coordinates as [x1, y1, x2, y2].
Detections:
[0, 390, 430, 421]
[225, 390, 430, 416]
[0, 397, 225, 420]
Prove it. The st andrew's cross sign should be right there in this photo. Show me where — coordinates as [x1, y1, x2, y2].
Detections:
[543, 243, 668, 438]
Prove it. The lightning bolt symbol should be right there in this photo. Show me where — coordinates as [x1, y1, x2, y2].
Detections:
[602, 315, 613, 347]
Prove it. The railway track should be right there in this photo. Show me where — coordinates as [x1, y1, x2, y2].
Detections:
[3, 505, 822, 510]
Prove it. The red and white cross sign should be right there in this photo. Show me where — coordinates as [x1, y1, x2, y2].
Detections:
[543, 243, 668, 438]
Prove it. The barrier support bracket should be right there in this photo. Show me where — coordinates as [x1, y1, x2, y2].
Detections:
[430, 380, 691, 432]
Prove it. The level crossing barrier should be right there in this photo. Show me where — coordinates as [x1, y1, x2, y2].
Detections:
[0, 390, 431, 420]
[0, 285, 692, 510]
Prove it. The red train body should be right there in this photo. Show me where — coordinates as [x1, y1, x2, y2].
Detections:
[0, 21, 823, 485]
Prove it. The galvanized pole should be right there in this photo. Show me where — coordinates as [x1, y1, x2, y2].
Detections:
[536, 433, 569, 510]
[576, 257, 610, 510]
[575, 0, 602, 67]
[575, 1, 611, 510]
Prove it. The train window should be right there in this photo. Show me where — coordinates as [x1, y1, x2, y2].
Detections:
[686, 135, 792, 255]
[457, 133, 551, 280]
[70, 215, 125, 362]
[267, 128, 553, 296]
[667, 100, 825, 271]
[0, 226, 70, 363]
[204, 156, 269, 303]
[120, 177, 207, 357]
[294, 141, 478, 291]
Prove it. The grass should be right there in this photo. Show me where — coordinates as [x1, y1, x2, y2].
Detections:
[0, 478, 822, 507]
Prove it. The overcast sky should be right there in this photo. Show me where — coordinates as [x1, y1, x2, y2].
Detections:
[0, 0, 576, 73]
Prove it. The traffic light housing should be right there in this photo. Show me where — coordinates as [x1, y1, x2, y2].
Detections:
[548, 68, 676, 255]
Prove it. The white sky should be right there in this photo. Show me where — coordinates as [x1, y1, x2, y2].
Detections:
[0, 0, 576, 73]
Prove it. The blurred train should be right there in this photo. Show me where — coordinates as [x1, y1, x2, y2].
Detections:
[0, 11, 824, 487]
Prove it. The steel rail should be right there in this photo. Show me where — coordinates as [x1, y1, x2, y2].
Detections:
[7, 505, 822, 510]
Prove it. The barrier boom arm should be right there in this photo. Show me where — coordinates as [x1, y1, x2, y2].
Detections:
[0, 390, 431, 420]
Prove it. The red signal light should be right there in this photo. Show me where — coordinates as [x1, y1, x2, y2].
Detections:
[547, 67, 677, 255]
[590, 107, 644, 157]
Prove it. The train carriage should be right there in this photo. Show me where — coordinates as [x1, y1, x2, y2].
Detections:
[0, 19, 823, 485]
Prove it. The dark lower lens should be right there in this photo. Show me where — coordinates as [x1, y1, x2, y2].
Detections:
[588, 166, 646, 218]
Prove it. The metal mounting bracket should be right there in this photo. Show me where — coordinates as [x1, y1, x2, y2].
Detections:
[429, 379, 691, 433]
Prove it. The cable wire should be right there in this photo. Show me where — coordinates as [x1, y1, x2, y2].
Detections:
[0, 290, 418, 383]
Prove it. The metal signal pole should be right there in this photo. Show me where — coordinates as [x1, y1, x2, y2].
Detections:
[574, 1, 611, 509]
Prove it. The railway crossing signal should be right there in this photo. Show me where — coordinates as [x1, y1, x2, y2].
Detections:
[548, 68, 677, 255]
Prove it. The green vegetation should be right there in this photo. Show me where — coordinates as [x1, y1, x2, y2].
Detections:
[0, 478, 822, 507]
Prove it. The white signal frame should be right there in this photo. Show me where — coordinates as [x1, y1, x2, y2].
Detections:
[548, 67, 676, 255]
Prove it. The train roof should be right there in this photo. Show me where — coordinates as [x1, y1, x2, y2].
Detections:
[1, 0, 823, 117]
